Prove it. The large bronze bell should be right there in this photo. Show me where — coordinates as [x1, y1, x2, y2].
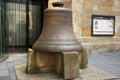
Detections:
[32, 2, 83, 52]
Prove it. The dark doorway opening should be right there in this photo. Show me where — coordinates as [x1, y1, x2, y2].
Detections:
[5, 0, 48, 53]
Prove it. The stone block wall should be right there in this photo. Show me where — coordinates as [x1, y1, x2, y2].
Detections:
[48, 0, 120, 53]
[80, 37, 120, 53]
[73, 0, 120, 53]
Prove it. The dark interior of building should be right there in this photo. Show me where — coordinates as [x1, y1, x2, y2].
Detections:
[0, 0, 48, 58]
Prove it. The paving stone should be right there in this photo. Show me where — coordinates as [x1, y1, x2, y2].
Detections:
[14, 60, 26, 65]
[6, 57, 14, 62]
[7, 62, 16, 67]
[0, 76, 10, 80]
[8, 64, 17, 80]
[8, 67, 14, 72]
[9, 73, 17, 80]
[0, 69, 9, 77]
[0, 62, 7, 68]
[0, 65, 8, 70]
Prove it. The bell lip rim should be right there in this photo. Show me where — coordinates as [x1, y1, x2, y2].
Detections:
[32, 49, 83, 52]
[32, 45, 83, 52]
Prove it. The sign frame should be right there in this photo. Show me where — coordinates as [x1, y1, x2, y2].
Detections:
[92, 15, 115, 36]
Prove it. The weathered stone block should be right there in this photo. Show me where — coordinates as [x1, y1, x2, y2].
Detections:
[79, 48, 88, 69]
[61, 52, 80, 79]
[54, 52, 62, 74]
[26, 49, 55, 73]
[26, 49, 36, 73]
[35, 52, 54, 72]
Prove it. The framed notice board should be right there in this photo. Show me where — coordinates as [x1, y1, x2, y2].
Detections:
[92, 15, 115, 36]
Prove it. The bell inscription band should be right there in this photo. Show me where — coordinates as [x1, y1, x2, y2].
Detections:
[32, 2, 82, 52]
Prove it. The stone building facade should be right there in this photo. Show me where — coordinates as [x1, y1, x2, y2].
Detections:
[49, 0, 120, 53]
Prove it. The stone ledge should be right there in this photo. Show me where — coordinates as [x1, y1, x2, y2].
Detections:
[15, 63, 118, 80]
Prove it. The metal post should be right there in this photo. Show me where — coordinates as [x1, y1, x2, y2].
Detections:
[26, 0, 29, 48]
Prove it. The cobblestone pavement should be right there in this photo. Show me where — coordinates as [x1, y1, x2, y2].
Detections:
[0, 53, 27, 80]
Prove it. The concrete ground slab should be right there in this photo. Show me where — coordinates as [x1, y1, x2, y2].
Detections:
[15, 63, 118, 80]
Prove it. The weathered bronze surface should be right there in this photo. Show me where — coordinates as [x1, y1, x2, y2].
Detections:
[32, 2, 82, 52]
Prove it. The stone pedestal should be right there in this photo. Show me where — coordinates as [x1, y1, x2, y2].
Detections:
[26, 49, 86, 79]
